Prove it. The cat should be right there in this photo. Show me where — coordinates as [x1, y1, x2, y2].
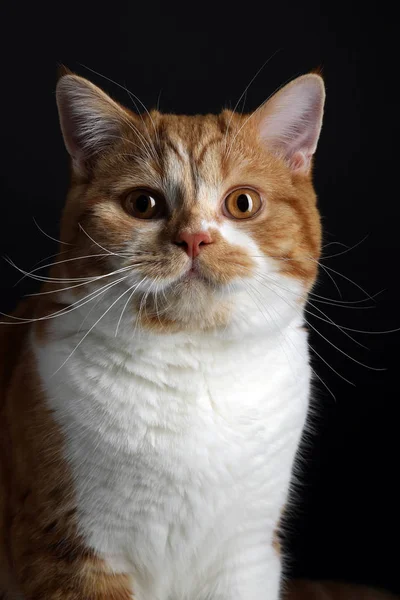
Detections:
[0, 69, 325, 599]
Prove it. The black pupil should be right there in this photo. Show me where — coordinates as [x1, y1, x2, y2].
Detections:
[237, 193, 250, 212]
[136, 194, 151, 213]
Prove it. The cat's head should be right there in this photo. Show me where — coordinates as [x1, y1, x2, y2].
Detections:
[55, 72, 324, 334]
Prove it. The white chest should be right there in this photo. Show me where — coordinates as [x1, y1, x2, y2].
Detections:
[35, 318, 310, 599]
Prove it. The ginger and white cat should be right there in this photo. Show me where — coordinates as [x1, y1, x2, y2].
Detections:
[1, 71, 325, 599]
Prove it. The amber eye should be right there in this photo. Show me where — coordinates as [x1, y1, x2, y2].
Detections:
[223, 188, 262, 219]
[123, 189, 165, 220]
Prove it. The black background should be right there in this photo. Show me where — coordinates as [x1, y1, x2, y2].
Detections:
[1, 1, 398, 595]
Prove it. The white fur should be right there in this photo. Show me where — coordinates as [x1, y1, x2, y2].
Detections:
[34, 258, 311, 600]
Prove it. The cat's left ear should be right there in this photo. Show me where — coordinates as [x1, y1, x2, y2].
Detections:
[255, 74, 325, 173]
[56, 73, 132, 175]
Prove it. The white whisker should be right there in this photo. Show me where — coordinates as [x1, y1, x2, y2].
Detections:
[309, 344, 355, 387]
[252, 271, 368, 349]
[52, 280, 140, 376]
[115, 276, 148, 337]
[33, 217, 73, 246]
[15, 248, 72, 285]
[4, 256, 98, 284]
[243, 278, 336, 399]
[0, 275, 130, 325]
[21, 252, 122, 277]
[315, 260, 376, 302]
[78, 224, 129, 258]
[26, 266, 135, 297]
[317, 262, 343, 299]
[320, 234, 370, 260]
[223, 50, 280, 151]
[260, 276, 385, 372]
[244, 280, 298, 383]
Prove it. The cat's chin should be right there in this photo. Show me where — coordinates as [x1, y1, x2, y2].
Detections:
[171, 273, 213, 296]
[136, 271, 232, 332]
[180, 268, 203, 282]
[179, 262, 207, 282]
[170, 266, 215, 291]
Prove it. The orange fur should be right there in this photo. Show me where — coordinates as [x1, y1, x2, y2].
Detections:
[0, 305, 132, 599]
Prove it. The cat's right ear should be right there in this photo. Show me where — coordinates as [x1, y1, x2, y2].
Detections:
[254, 74, 325, 174]
[56, 73, 130, 174]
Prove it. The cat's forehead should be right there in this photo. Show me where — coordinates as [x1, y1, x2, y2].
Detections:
[107, 109, 265, 211]
[155, 113, 230, 204]
[155, 112, 229, 145]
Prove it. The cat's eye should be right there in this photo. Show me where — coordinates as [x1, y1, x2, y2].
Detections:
[223, 188, 262, 220]
[123, 189, 165, 220]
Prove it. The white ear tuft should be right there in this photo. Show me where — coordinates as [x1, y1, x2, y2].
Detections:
[56, 75, 128, 173]
[256, 74, 325, 173]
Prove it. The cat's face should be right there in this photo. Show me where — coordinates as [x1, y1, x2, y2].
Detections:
[55, 73, 324, 333]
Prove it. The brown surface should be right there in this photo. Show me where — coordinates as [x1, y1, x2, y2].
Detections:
[285, 580, 399, 600]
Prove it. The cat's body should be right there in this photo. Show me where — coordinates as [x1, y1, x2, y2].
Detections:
[1, 72, 324, 598]
[35, 282, 309, 599]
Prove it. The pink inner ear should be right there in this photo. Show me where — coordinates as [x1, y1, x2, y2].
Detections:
[256, 75, 325, 173]
[56, 75, 130, 175]
[290, 151, 310, 172]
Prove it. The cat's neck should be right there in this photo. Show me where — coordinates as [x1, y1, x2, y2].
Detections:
[32, 278, 307, 379]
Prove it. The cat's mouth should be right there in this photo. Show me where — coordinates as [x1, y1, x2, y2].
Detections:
[170, 254, 239, 289]
[182, 261, 203, 280]
[177, 259, 218, 287]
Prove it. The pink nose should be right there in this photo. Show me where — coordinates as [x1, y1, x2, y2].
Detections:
[174, 231, 212, 259]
